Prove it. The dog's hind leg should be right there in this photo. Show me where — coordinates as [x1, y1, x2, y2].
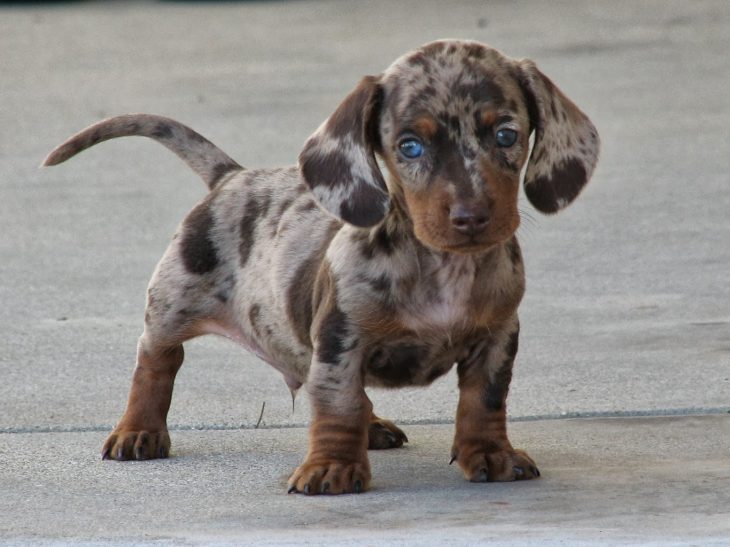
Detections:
[368, 412, 408, 450]
[102, 227, 231, 460]
[102, 331, 186, 461]
[101, 266, 198, 461]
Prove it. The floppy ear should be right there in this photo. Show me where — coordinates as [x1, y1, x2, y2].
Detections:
[299, 76, 389, 228]
[517, 60, 600, 214]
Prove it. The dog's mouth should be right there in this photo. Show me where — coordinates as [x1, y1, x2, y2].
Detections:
[426, 218, 522, 254]
[421, 230, 507, 255]
[440, 238, 499, 255]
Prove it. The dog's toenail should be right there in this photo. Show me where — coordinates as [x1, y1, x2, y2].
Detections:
[471, 468, 488, 482]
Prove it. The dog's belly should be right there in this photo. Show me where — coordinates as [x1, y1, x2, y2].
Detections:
[198, 316, 310, 389]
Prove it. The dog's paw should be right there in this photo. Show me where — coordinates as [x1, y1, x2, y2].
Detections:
[287, 459, 371, 495]
[368, 417, 408, 450]
[101, 429, 171, 461]
[451, 445, 540, 482]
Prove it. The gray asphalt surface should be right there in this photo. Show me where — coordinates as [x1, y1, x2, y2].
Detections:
[1, 0, 729, 544]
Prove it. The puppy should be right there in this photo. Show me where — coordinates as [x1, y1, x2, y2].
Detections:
[44, 40, 599, 495]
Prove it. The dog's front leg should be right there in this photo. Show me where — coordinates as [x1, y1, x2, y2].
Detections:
[451, 316, 540, 482]
[288, 306, 371, 495]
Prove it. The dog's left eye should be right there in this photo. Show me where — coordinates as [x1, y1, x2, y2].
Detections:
[495, 128, 518, 148]
[398, 138, 424, 159]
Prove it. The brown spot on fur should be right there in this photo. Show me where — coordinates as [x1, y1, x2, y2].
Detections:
[486, 362, 515, 411]
[366, 344, 429, 387]
[299, 76, 389, 228]
[480, 109, 498, 127]
[248, 304, 264, 339]
[339, 179, 389, 227]
[180, 198, 219, 275]
[525, 157, 587, 213]
[462, 42, 487, 60]
[455, 80, 505, 108]
[239, 193, 269, 267]
[295, 199, 318, 214]
[151, 123, 173, 139]
[276, 197, 295, 219]
[505, 237, 522, 273]
[208, 161, 241, 189]
[365, 273, 391, 294]
[413, 116, 438, 139]
[286, 221, 341, 347]
[316, 304, 349, 365]
[476, 159, 521, 237]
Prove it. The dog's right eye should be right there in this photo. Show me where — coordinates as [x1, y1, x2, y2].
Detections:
[398, 138, 424, 160]
[495, 128, 518, 148]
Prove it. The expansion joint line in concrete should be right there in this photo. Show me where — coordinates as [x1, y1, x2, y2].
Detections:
[1, 406, 728, 435]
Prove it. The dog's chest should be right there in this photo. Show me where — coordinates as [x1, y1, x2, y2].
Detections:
[362, 337, 470, 388]
[398, 257, 478, 332]
[362, 257, 486, 388]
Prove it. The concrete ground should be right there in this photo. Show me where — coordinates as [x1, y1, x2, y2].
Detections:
[1, 0, 728, 544]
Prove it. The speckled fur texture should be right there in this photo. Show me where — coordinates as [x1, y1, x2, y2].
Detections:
[43, 40, 599, 495]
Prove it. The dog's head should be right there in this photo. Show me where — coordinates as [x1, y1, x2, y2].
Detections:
[300, 40, 599, 253]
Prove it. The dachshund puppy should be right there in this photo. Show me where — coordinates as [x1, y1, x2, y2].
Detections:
[44, 40, 599, 495]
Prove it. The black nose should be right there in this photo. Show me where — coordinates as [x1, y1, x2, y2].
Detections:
[449, 204, 489, 236]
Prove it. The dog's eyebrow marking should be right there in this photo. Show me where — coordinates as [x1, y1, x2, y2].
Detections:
[480, 110, 499, 127]
[412, 116, 438, 139]
[480, 110, 516, 129]
[181, 199, 219, 274]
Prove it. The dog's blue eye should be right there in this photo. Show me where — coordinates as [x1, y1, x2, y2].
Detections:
[495, 128, 518, 147]
[398, 138, 424, 159]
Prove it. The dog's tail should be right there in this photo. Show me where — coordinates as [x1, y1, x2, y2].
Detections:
[42, 114, 243, 190]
